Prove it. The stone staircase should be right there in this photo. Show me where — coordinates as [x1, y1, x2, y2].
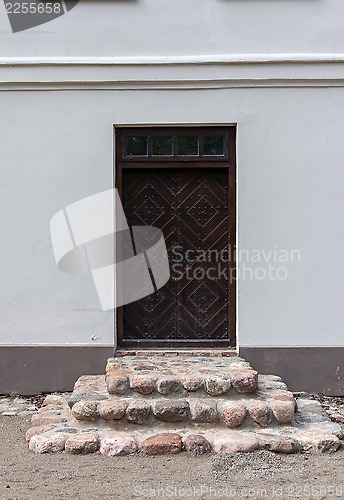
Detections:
[26, 353, 343, 456]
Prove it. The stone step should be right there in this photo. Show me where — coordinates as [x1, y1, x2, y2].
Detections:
[67, 370, 297, 429]
[104, 355, 261, 397]
[67, 354, 295, 430]
[24, 355, 344, 456]
[26, 394, 343, 455]
[69, 393, 297, 428]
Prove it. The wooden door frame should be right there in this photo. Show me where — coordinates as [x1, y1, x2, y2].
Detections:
[114, 126, 237, 349]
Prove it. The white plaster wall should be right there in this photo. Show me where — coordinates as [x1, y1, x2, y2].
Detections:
[0, 0, 343, 347]
[0, 91, 114, 345]
[0, 87, 344, 346]
[0, 0, 344, 57]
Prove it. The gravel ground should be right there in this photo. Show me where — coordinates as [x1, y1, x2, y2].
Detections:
[0, 416, 343, 500]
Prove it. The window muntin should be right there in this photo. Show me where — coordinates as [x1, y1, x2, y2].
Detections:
[122, 129, 229, 161]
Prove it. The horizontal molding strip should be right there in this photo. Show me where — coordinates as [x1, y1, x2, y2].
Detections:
[2, 79, 344, 91]
[2, 53, 344, 66]
[1, 54, 344, 89]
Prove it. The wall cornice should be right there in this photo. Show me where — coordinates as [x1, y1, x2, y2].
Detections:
[1, 54, 344, 89]
[2, 53, 344, 65]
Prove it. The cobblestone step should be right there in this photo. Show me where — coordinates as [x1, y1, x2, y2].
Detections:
[26, 395, 343, 456]
[104, 355, 260, 397]
[69, 394, 296, 428]
[24, 355, 344, 456]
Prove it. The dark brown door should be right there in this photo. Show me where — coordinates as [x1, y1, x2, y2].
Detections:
[116, 127, 236, 348]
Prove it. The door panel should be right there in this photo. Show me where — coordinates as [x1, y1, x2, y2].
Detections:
[119, 167, 232, 347]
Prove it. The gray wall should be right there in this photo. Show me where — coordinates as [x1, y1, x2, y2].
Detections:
[0, 83, 343, 348]
[0, 0, 343, 395]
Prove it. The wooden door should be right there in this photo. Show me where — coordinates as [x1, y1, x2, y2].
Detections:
[116, 127, 236, 348]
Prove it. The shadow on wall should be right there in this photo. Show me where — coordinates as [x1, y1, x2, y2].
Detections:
[4, 0, 137, 33]
[219, 0, 320, 2]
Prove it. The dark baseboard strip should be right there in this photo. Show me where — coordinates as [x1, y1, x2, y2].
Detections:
[240, 346, 344, 396]
[0, 346, 114, 396]
[1, 345, 342, 396]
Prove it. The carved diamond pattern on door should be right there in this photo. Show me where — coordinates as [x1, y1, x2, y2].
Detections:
[188, 283, 219, 314]
[120, 167, 231, 346]
[187, 197, 218, 227]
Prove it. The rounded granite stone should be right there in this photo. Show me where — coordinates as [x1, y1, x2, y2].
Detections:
[204, 377, 231, 396]
[71, 401, 99, 422]
[100, 433, 138, 456]
[271, 400, 295, 424]
[184, 435, 212, 456]
[156, 377, 182, 395]
[105, 374, 130, 395]
[29, 432, 70, 453]
[192, 400, 218, 423]
[126, 400, 151, 424]
[181, 376, 204, 392]
[231, 372, 258, 394]
[141, 433, 183, 455]
[130, 375, 156, 395]
[65, 432, 99, 454]
[248, 401, 272, 427]
[153, 400, 190, 422]
[98, 400, 128, 421]
[222, 402, 247, 428]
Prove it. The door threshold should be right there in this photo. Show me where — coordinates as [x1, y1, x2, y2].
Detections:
[113, 348, 237, 357]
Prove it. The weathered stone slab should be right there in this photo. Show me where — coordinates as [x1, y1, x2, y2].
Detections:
[68, 392, 108, 407]
[29, 433, 70, 453]
[65, 432, 99, 454]
[153, 400, 190, 422]
[256, 433, 301, 454]
[25, 424, 56, 442]
[297, 431, 342, 452]
[42, 395, 68, 407]
[214, 433, 259, 453]
[100, 433, 138, 456]
[294, 399, 330, 424]
[141, 433, 182, 455]
[31, 412, 68, 427]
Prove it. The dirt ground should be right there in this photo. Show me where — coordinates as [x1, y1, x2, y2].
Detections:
[0, 416, 343, 500]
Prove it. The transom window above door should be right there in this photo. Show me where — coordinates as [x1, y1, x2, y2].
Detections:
[120, 127, 230, 161]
